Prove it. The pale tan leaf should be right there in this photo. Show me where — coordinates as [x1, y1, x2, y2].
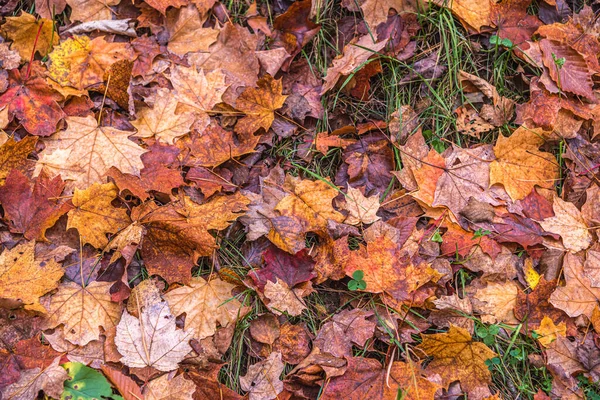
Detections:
[539, 196, 592, 253]
[344, 186, 381, 225]
[240, 352, 284, 400]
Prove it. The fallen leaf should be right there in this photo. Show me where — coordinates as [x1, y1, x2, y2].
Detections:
[1, 12, 57, 58]
[165, 276, 247, 340]
[235, 74, 287, 136]
[240, 352, 284, 400]
[534, 316, 567, 347]
[550, 253, 600, 319]
[166, 5, 219, 56]
[66, 0, 121, 22]
[417, 325, 497, 398]
[343, 186, 381, 225]
[0, 242, 63, 313]
[145, 373, 196, 399]
[539, 195, 592, 253]
[263, 279, 307, 316]
[0, 136, 37, 184]
[35, 115, 147, 189]
[0, 357, 67, 400]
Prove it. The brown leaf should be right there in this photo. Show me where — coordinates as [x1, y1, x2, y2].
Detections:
[145, 373, 196, 399]
[101, 365, 144, 400]
[539, 195, 592, 253]
[0, 136, 36, 184]
[0, 357, 68, 400]
[240, 352, 285, 400]
[343, 186, 381, 225]
[550, 253, 600, 319]
[235, 75, 287, 136]
[66, 0, 120, 21]
[1, 12, 57, 58]
[166, 5, 219, 56]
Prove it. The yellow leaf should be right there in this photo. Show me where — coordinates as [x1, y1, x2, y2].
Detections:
[417, 325, 497, 397]
[524, 258, 541, 289]
[534, 316, 566, 347]
[0, 242, 63, 313]
[67, 182, 131, 249]
[1, 12, 57, 58]
[235, 74, 287, 135]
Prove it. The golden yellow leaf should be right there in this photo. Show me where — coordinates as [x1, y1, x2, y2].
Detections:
[164, 276, 248, 340]
[35, 115, 146, 189]
[275, 175, 344, 235]
[0, 135, 37, 184]
[431, 0, 491, 32]
[524, 258, 540, 289]
[417, 325, 497, 397]
[44, 281, 122, 345]
[534, 316, 566, 347]
[489, 126, 558, 201]
[66, 0, 121, 22]
[234, 74, 287, 136]
[67, 182, 131, 249]
[539, 195, 592, 253]
[0, 241, 63, 313]
[132, 87, 195, 144]
[48, 35, 134, 90]
[1, 12, 57, 58]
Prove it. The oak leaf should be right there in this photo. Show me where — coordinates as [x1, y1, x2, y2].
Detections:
[0, 169, 69, 241]
[0, 242, 63, 313]
[115, 301, 194, 371]
[321, 356, 439, 400]
[343, 186, 381, 225]
[417, 325, 497, 398]
[240, 352, 284, 400]
[235, 74, 287, 135]
[0, 136, 36, 184]
[321, 35, 387, 94]
[48, 35, 135, 90]
[164, 277, 248, 340]
[0, 69, 65, 136]
[144, 373, 196, 400]
[132, 87, 195, 144]
[67, 182, 131, 249]
[1, 12, 57, 58]
[550, 253, 600, 319]
[539, 196, 592, 253]
[489, 126, 558, 201]
[43, 281, 122, 345]
[35, 115, 147, 189]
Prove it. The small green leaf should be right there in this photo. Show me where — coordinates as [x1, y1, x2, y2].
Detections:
[348, 280, 359, 291]
[489, 35, 500, 45]
[356, 280, 367, 290]
[475, 325, 488, 338]
[488, 325, 500, 336]
[62, 362, 115, 400]
[352, 270, 364, 281]
[501, 38, 513, 48]
[431, 230, 443, 243]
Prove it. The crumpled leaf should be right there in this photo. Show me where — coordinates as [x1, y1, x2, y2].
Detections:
[240, 352, 284, 400]
[115, 300, 193, 372]
[417, 325, 497, 398]
[0, 169, 69, 241]
[0, 241, 63, 313]
[67, 182, 131, 249]
[164, 276, 248, 340]
[35, 115, 147, 189]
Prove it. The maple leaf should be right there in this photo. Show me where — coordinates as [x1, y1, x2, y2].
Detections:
[358, 0, 419, 32]
[164, 276, 248, 340]
[67, 182, 131, 249]
[44, 327, 105, 368]
[432, 0, 490, 32]
[489, 126, 558, 201]
[234, 74, 287, 136]
[240, 352, 284, 400]
[321, 35, 388, 94]
[131, 192, 249, 283]
[0, 357, 67, 400]
[180, 123, 260, 167]
[410, 148, 446, 207]
[550, 253, 600, 319]
[343, 186, 381, 225]
[539, 195, 592, 253]
[144, 374, 196, 400]
[471, 281, 520, 325]
[490, 0, 542, 48]
[116, 300, 193, 371]
[321, 356, 440, 400]
[166, 5, 219, 56]
[0, 69, 65, 136]
[417, 325, 497, 398]
[132, 87, 195, 144]
[313, 308, 376, 358]
[66, 0, 120, 22]
[43, 281, 122, 345]
[263, 279, 308, 316]
[1, 12, 57, 58]
[35, 115, 147, 189]
[249, 246, 316, 290]
[0, 169, 69, 241]
[48, 35, 135, 90]
[539, 39, 594, 100]
[535, 316, 567, 347]
[0, 242, 63, 313]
